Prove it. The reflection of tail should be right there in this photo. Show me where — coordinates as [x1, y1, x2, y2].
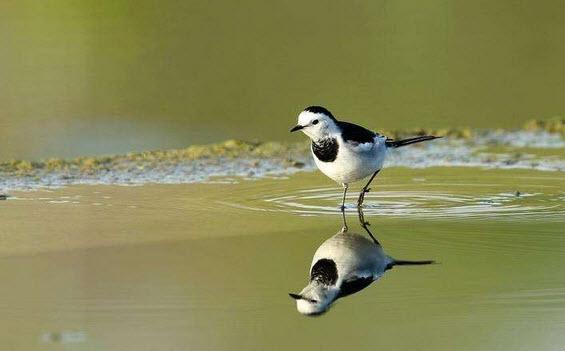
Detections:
[385, 136, 441, 148]
[386, 259, 435, 270]
[393, 259, 435, 266]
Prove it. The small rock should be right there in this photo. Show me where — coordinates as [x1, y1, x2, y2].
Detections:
[515, 191, 521, 197]
[0, 194, 8, 200]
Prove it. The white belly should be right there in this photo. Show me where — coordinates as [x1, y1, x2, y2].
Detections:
[313, 140, 387, 184]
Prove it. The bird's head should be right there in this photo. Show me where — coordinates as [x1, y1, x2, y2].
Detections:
[289, 281, 339, 316]
[290, 106, 339, 140]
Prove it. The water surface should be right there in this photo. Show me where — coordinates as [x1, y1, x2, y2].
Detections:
[1, 168, 564, 350]
[3, 0, 565, 160]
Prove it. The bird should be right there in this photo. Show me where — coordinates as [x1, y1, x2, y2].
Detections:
[289, 209, 435, 316]
[290, 106, 441, 209]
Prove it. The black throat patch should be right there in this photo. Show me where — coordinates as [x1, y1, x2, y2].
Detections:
[310, 259, 338, 286]
[312, 138, 339, 162]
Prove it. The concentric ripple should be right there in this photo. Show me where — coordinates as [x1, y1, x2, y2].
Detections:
[228, 182, 565, 221]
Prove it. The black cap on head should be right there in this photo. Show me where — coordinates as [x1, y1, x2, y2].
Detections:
[304, 106, 337, 121]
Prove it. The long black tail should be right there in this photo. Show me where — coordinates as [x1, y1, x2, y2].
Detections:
[385, 135, 441, 148]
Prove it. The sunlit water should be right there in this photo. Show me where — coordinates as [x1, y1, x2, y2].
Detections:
[0, 168, 564, 350]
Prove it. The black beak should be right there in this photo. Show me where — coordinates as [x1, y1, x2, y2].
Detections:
[290, 125, 303, 133]
[289, 293, 302, 300]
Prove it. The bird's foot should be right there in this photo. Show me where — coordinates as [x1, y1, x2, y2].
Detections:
[357, 188, 371, 207]
[357, 199, 363, 208]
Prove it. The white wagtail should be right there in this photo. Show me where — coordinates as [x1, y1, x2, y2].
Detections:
[289, 209, 434, 316]
[290, 106, 441, 209]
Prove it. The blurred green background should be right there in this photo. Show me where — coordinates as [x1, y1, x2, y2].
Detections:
[1, 0, 565, 160]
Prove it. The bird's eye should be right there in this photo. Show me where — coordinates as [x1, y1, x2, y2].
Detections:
[312, 119, 319, 125]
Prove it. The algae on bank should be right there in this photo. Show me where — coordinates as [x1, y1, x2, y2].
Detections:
[0, 122, 563, 191]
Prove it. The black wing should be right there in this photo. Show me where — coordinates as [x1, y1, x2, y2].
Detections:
[337, 121, 376, 145]
[337, 275, 374, 298]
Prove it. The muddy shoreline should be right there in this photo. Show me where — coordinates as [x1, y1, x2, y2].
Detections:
[1, 122, 563, 192]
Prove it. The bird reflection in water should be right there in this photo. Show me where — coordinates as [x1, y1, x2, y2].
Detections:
[289, 208, 435, 316]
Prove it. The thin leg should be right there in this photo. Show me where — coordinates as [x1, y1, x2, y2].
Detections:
[340, 183, 348, 211]
[340, 206, 348, 233]
[357, 169, 381, 207]
[357, 207, 380, 246]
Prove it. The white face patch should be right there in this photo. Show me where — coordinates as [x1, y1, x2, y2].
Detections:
[293, 281, 339, 315]
[296, 298, 328, 315]
[297, 111, 320, 127]
[296, 111, 339, 140]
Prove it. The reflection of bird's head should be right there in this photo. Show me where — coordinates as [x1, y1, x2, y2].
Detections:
[288, 214, 435, 316]
[289, 281, 339, 316]
[289, 230, 386, 316]
[289, 257, 341, 316]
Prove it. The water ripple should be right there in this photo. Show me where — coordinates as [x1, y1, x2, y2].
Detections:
[232, 188, 565, 221]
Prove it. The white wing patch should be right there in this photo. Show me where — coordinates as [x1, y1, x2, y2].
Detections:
[346, 140, 374, 152]
[343, 270, 373, 281]
[344, 134, 385, 153]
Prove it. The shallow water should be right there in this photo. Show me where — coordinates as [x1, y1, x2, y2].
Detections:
[3, 1, 565, 348]
[1, 168, 564, 350]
